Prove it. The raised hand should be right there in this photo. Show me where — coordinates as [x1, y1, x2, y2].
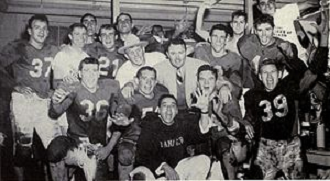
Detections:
[52, 88, 70, 103]
[191, 88, 210, 113]
[204, 0, 222, 8]
[109, 113, 134, 126]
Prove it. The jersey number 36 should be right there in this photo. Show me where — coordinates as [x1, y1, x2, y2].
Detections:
[259, 94, 288, 122]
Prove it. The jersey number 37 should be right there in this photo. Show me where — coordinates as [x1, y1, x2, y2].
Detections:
[259, 94, 288, 122]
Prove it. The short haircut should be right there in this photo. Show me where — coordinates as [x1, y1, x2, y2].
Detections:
[80, 13, 97, 23]
[209, 24, 232, 37]
[98, 24, 117, 36]
[69, 23, 87, 35]
[254, 14, 275, 29]
[47, 136, 79, 163]
[231, 10, 248, 22]
[197, 65, 218, 80]
[165, 38, 186, 53]
[256, 0, 275, 5]
[78, 57, 99, 70]
[157, 94, 178, 107]
[258, 58, 284, 73]
[151, 25, 164, 35]
[116, 12, 133, 23]
[136, 66, 157, 79]
[28, 14, 49, 28]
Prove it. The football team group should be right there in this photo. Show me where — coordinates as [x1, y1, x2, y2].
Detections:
[0, 0, 329, 180]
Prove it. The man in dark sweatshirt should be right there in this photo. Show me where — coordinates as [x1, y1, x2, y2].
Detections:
[134, 93, 216, 180]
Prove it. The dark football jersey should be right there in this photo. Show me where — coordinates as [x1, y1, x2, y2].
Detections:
[0, 40, 58, 98]
[85, 42, 124, 79]
[129, 84, 169, 118]
[111, 84, 169, 142]
[244, 80, 297, 140]
[51, 79, 126, 145]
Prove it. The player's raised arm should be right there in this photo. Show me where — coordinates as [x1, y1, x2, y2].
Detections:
[49, 87, 75, 119]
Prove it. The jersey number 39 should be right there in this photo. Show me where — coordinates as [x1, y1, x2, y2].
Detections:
[259, 94, 288, 122]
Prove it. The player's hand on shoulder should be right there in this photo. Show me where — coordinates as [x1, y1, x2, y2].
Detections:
[63, 72, 79, 84]
[14, 86, 34, 97]
[218, 85, 232, 104]
[109, 113, 134, 126]
[121, 82, 135, 100]
[52, 88, 70, 103]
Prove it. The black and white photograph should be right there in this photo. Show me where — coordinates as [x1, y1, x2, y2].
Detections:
[0, 0, 329, 180]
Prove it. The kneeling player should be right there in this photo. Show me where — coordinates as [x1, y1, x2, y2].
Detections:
[242, 59, 305, 179]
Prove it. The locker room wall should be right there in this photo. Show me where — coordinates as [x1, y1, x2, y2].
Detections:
[0, 0, 300, 50]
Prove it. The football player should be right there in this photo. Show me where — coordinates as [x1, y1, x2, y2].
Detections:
[81, 13, 98, 45]
[49, 57, 133, 180]
[103, 66, 169, 180]
[0, 14, 61, 180]
[192, 65, 243, 179]
[52, 23, 89, 88]
[242, 57, 306, 179]
[85, 24, 124, 79]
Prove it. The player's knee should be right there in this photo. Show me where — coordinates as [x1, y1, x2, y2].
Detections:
[14, 144, 33, 166]
[118, 148, 134, 166]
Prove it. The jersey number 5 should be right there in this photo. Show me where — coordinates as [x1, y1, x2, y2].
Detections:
[259, 94, 288, 122]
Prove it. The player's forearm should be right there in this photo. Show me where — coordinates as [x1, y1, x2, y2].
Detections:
[49, 98, 72, 119]
[106, 131, 122, 153]
[297, 1, 319, 15]
[199, 113, 211, 134]
[196, 4, 209, 41]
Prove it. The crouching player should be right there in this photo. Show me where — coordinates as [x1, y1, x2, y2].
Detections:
[242, 58, 306, 179]
[49, 57, 132, 180]
[47, 136, 96, 181]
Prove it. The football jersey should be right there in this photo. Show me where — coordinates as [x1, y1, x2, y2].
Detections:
[244, 80, 297, 140]
[238, 34, 292, 68]
[0, 40, 58, 98]
[128, 84, 169, 118]
[85, 42, 124, 79]
[51, 79, 126, 145]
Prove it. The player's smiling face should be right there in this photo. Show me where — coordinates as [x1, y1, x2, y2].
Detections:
[70, 27, 87, 48]
[100, 28, 115, 50]
[256, 23, 274, 46]
[80, 64, 99, 90]
[28, 20, 48, 45]
[259, 64, 280, 92]
[231, 16, 247, 35]
[166, 44, 186, 69]
[138, 69, 157, 97]
[126, 45, 145, 66]
[82, 15, 97, 36]
[198, 70, 216, 95]
[117, 14, 132, 34]
[258, 0, 276, 16]
[159, 97, 178, 125]
[210, 30, 227, 53]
